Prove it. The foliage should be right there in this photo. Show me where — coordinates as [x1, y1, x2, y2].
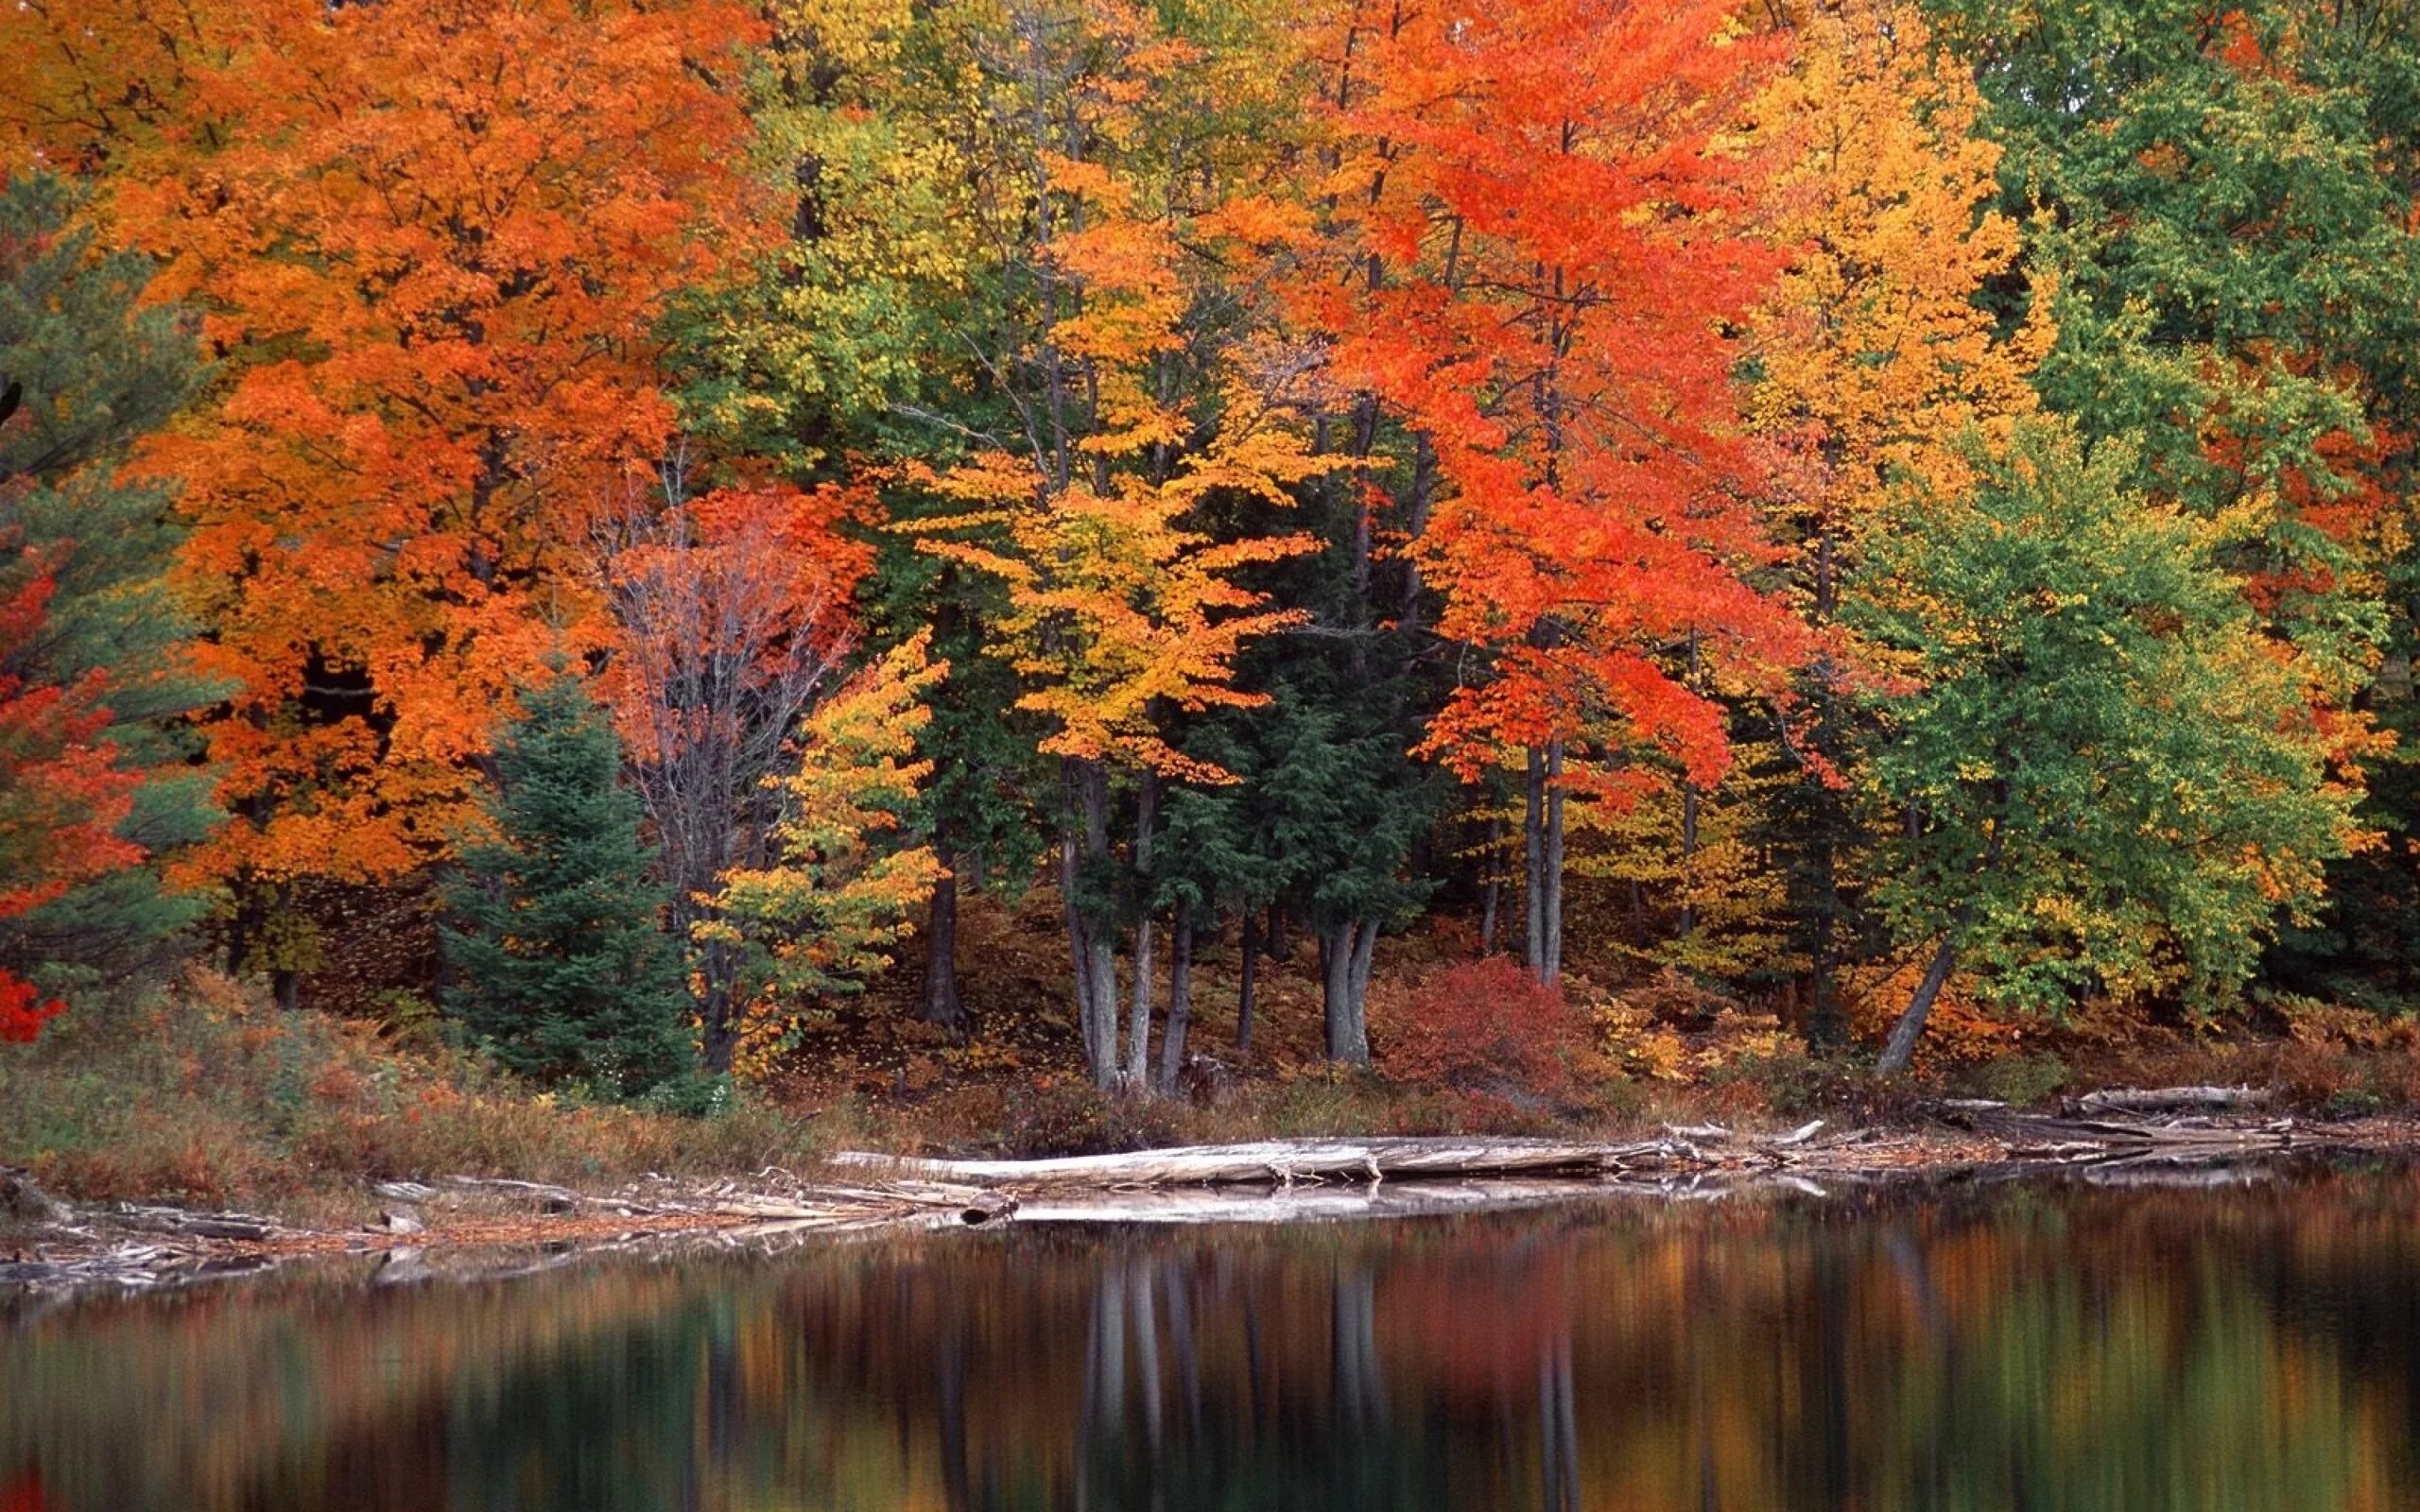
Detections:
[441, 672, 696, 1103]
[79, 0, 765, 898]
[0, 968, 826, 1204]
[1852, 421, 2360, 1020]
[0, 173, 222, 1001]
[1372, 958, 1599, 1101]
[700, 633, 944, 1077]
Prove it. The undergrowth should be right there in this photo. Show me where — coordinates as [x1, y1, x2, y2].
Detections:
[0, 969, 836, 1207]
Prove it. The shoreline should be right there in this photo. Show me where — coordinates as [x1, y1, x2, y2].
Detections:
[9, 1104, 2417, 1296]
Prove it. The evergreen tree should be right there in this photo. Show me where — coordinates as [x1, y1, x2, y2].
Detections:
[441, 672, 695, 1101]
[0, 173, 222, 998]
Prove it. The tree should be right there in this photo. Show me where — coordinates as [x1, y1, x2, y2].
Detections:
[698, 633, 942, 1079]
[1306, 0, 1806, 988]
[441, 670, 694, 1101]
[594, 472, 869, 1074]
[685, 0, 1059, 1037]
[66, 0, 766, 983]
[1852, 422, 2359, 1074]
[901, 0, 1325, 1090]
[1742, 0, 2050, 1043]
[0, 173, 223, 1000]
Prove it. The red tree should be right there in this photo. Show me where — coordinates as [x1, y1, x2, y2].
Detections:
[1301, 0, 1809, 983]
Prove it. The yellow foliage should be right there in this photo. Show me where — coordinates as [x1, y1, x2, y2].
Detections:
[1749, 0, 2053, 548]
[701, 632, 947, 1079]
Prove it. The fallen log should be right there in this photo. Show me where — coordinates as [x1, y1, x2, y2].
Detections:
[112, 1204, 279, 1242]
[2070, 1086, 2273, 1116]
[834, 1137, 1689, 1189]
[1958, 1108, 2297, 1153]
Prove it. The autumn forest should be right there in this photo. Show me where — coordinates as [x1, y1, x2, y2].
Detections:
[8, 0, 2420, 1151]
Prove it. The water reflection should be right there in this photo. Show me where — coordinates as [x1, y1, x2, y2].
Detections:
[7, 1162, 2420, 1510]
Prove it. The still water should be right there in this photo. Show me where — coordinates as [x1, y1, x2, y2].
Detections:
[7, 1162, 2420, 1511]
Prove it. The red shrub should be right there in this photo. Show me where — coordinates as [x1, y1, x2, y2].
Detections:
[0, 971, 61, 1043]
[1373, 958, 1599, 1099]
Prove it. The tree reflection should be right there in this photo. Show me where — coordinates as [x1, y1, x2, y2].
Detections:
[6, 1165, 2420, 1510]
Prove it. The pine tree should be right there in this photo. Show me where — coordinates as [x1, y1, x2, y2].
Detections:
[441, 672, 695, 1102]
[0, 173, 222, 1000]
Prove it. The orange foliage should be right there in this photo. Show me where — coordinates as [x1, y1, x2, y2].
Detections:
[1301, 0, 1806, 799]
[40, 0, 770, 887]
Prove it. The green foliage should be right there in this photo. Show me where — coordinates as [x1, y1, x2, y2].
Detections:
[441, 673, 696, 1102]
[1851, 421, 2358, 1018]
[1161, 679, 1436, 934]
[0, 172, 223, 993]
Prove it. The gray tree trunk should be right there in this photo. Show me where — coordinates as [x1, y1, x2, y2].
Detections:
[1069, 757, 1121, 1088]
[1124, 769, 1157, 1092]
[1158, 910, 1194, 1091]
[1524, 746, 1547, 978]
[1876, 934, 1960, 1076]
[1236, 910, 1257, 1054]
[1323, 919, 1374, 1066]
[1543, 739, 1564, 984]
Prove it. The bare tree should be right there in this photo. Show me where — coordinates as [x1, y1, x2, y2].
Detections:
[592, 455, 856, 1074]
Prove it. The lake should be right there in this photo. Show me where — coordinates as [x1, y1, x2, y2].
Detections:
[6, 1160, 2419, 1510]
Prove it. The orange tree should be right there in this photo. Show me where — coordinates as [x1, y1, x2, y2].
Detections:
[34, 0, 770, 986]
[1302, 0, 1807, 987]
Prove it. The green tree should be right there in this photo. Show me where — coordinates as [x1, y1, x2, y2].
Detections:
[0, 173, 222, 998]
[1852, 423, 2359, 1074]
[441, 672, 694, 1101]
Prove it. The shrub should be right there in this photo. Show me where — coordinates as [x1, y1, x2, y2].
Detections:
[1372, 958, 1601, 1100]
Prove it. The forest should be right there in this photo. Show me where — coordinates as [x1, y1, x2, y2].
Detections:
[6, 0, 2420, 1168]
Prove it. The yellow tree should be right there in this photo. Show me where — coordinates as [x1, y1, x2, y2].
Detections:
[700, 632, 944, 1079]
[1743, 0, 2053, 1042]
[906, 0, 1323, 1090]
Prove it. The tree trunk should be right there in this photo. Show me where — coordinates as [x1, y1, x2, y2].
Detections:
[1068, 757, 1120, 1088]
[1350, 918, 1376, 1022]
[1677, 634, 1701, 943]
[1236, 909, 1257, 1055]
[1125, 769, 1157, 1092]
[699, 939, 742, 1076]
[1478, 816, 1502, 954]
[1806, 828, 1845, 1051]
[1266, 899, 1287, 961]
[1677, 782, 1699, 941]
[1323, 919, 1374, 1066]
[1159, 911, 1193, 1092]
[1876, 934, 1959, 1077]
[1524, 747, 1547, 979]
[1542, 740, 1565, 984]
[923, 836, 965, 1029]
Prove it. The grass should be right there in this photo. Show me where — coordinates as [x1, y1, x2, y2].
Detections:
[0, 968, 841, 1213]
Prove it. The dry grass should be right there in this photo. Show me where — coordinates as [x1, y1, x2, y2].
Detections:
[0, 968, 838, 1211]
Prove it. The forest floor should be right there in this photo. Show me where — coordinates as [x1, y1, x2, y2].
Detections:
[9, 891, 2420, 1290]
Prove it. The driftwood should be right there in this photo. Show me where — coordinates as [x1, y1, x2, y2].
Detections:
[832, 1132, 1838, 1191]
[2069, 1086, 2273, 1116]
[1945, 1102, 2302, 1157]
[112, 1204, 280, 1242]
